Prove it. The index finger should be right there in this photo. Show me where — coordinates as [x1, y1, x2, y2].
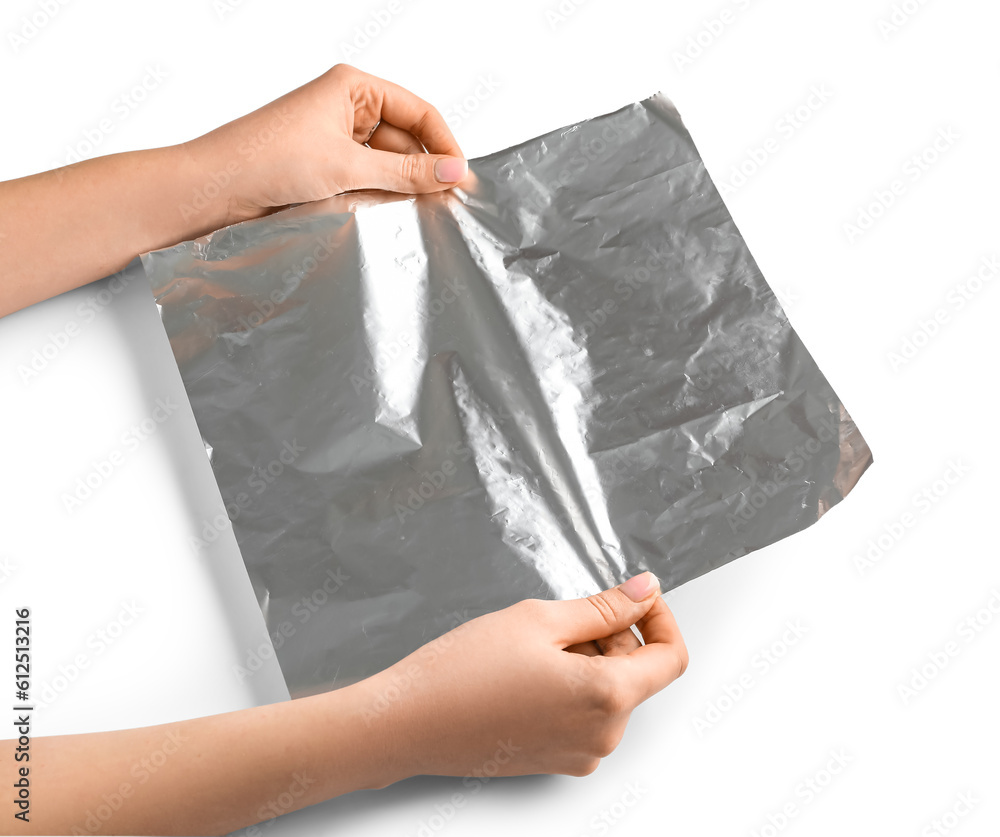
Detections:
[614, 596, 689, 704]
[373, 76, 464, 158]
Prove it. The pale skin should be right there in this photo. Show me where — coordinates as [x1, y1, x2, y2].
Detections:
[1, 64, 688, 835]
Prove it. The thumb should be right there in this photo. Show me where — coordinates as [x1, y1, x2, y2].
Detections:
[344, 144, 468, 194]
[550, 572, 661, 648]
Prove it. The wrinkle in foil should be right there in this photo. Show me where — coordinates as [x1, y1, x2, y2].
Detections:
[143, 93, 872, 697]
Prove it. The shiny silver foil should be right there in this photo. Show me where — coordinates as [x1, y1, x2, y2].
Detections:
[142, 93, 872, 698]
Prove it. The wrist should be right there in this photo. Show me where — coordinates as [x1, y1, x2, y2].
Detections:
[290, 673, 420, 795]
[339, 666, 426, 789]
[171, 136, 259, 233]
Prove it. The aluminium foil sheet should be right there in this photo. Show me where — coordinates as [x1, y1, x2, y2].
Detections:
[142, 93, 872, 697]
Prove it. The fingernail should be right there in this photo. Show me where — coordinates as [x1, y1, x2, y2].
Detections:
[620, 571, 658, 602]
[434, 157, 468, 183]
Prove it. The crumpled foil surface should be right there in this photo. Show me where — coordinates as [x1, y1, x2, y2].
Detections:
[142, 93, 872, 697]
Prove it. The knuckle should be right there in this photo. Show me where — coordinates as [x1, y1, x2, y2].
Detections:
[675, 642, 690, 679]
[514, 598, 552, 627]
[585, 593, 622, 632]
[399, 135, 423, 155]
[398, 153, 422, 185]
[589, 676, 629, 717]
[569, 756, 602, 777]
[327, 63, 354, 80]
[413, 106, 443, 137]
[592, 728, 622, 758]
[599, 630, 635, 655]
[515, 597, 546, 617]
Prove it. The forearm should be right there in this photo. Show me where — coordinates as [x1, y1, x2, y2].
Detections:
[0, 142, 244, 318]
[6, 678, 408, 836]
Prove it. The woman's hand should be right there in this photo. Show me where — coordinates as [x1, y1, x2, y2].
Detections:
[185, 63, 469, 222]
[0, 64, 468, 316]
[360, 571, 689, 781]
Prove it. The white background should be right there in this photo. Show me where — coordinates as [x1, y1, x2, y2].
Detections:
[1, 0, 999, 835]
